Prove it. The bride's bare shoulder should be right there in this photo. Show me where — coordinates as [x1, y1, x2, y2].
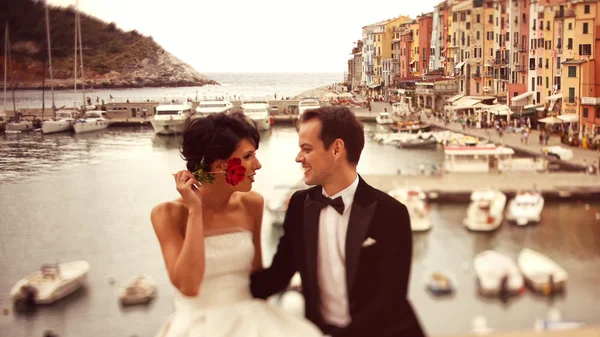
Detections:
[151, 199, 188, 227]
[238, 191, 264, 209]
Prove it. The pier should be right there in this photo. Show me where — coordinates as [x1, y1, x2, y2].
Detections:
[362, 172, 600, 202]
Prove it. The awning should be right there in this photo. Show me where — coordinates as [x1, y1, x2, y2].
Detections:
[524, 104, 541, 110]
[446, 94, 464, 103]
[367, 83, 381, 89]
[511, 91, 534, 102]
[557, 113, 579, 123]
[453, 97, 482, 107]
[483, 104, 511, 116]
[410, 60, 416, 65]
[538, 116, 564, 124]
[510, 111, 535, 118]
[546, 93, 563, 101]
[454, 61, 465, 69]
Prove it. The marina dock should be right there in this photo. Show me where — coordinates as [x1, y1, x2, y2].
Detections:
[362, 172, 600, 202]
[447, 326, 600, 337]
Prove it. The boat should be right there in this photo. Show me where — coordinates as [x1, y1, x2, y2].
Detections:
[375, 112, 394, 125]
[41, 110, 77, 134]
[389, 120, 432, 134]
[73, 110, 110, 134]
[388, 186, 432, 231]
[517, 248, 568, 295]
[10, 260, 90, 304]
[298, 97, 320, 119]
[241, 97, 271, 131]
[443, 144, 515, 173]
[505, 191, 544, 226]
[151, 102, 193, 135]
[392, 100, 411, 116]
[5, 119, 34, 132]
[397, 134, 438, 149]
[119, 274, 157, 305]
[193, 97, 233, 118]
[473, 250, 524, 297]
[266, 182, 306, 226]
[463, 189, 507, 231]
[426, 271, 454, 295]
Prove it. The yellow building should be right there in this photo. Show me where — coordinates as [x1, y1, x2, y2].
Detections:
[540, 5, 556, 102]
[372, 19, 390, 85]
[483, 0, 495, 91]
[561, 0, 596, 124]
[410, 21, 420, 77]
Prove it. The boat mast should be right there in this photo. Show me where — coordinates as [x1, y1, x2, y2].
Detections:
[76, 0, 86, 112]
[8, 24, 16, 114]
[73, 6, 78, 111]
[3, 23, 7, 115]
[45, 5, 56, 116]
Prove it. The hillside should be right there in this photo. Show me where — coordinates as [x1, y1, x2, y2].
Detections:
[0, 0, 218, 89]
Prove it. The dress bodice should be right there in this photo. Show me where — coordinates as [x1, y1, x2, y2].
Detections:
[173, 230, 255, 312]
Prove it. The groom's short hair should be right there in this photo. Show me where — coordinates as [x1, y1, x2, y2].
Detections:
[298, 106, 364, 165]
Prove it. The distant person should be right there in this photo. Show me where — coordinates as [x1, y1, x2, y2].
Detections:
[151, 113, 323, 337]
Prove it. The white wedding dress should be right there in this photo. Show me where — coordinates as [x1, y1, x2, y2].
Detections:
[155, 230, 323, 337]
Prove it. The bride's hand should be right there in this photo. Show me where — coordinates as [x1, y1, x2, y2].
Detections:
[173, 170, 202, 212]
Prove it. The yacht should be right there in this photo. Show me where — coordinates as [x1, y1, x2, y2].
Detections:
[41, 110, 77, 134]
[388, 186, 432, 231]
[72, 110, 110, 134]
[241, 97, 271, 131]
[194, 98, 233, 118]
[506, 191, 544, 226]
[463, 189, 507, 231]
[298, 97, 320, 119]
[151, 103, 193, 135]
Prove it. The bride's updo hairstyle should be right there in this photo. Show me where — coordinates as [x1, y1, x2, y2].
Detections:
[180, 112, 260, 172]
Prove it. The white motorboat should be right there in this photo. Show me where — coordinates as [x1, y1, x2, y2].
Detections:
[241, 97, 271, 131]
[463, 189, 507, 231]
[41, 110, 77, 134]
[376, 112, 394, 125]
[298, 97, 320, 119]
[119, 274, 157, 305]
[506, 191, 544, 226]
[10, 260, 90, 304]
[193, 98, 233, 118]
[517, 248, 568, 295]
[388, 186, 432, 231]
[73, 110, 110, 134]
[151, 103, 193, 135]
[473, 250, 524, 297]
[443, 144, 515, 173]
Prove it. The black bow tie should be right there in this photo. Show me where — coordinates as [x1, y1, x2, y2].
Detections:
[314, 193, 345, 215]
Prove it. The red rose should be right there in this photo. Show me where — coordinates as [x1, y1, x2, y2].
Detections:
[225, 158, 246, 186]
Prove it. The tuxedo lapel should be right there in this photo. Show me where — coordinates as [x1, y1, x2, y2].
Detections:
[345, 176, 378, 294]
[303, 189, 321, 296]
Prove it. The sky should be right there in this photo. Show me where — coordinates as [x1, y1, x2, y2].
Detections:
[47, 0, 440, 73]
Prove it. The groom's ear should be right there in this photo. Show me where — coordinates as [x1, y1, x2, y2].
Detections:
[332, 138, 345, 158]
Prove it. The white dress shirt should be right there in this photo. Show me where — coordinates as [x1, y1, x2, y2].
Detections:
[317, 174, 359, 327]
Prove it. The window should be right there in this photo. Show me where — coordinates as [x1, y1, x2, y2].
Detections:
[477, 31, 480, 40]
[579, 44, 591, 56]
[537, 92, 541, 104]
[583, 108, 588, 118]
[596, 108, 600, 119]
[546, 77, 549, 88]
[453, 13, 457, 22]
[583, 23, 589, 34]
[537, 76, 542, 86]
[476, 14, 481, 23]
[489, 15, 493, 23]
[476, 83, 480, 93]
[466, 22, 471, 30]
[460, 80, 464, 92]
[568, 23, 572, 30]
[568, 66, 576, 77]
[568, 87, 575, 103]
[531, 77, 535, 91]
[584, 5, 590, 14]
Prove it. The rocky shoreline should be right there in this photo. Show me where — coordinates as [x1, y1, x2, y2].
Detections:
[9, 78, 220, 90]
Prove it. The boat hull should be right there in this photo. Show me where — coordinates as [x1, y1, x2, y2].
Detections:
[42, 120, 73, 134]
[464, 191, 507, 231]
[6, 121, 34, 132]
[250, 117, 271, 131]
[474, 250, 524, 297]
[517, 248, 568, 294]
[73, 120, 110, 134]
[151, 119, 187, 135]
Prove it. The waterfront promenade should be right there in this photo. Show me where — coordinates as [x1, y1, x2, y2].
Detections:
[448, 326, 600, 337]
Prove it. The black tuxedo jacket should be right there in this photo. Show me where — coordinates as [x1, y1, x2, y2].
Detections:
[250, 175, 426, 337]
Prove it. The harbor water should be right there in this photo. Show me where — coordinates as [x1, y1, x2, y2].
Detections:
[1, 124, 600, 337]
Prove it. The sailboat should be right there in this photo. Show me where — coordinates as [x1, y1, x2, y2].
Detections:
[71, 1, 109, 134]
[41, 4, 75, 134]
[4, 23, 34, 133]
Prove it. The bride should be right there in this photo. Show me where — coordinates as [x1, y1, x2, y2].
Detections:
[151, 112, 323, 337]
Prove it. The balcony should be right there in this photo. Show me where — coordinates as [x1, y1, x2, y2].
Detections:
[472, 72, 481, 79]
[516, 65, 527, 72]
[556, 10, 576, 19]
[518, 44, 527, 52]
[565, 96, 578, 106]
[484, 71, 494, 77]
[581, 97, 600, 105]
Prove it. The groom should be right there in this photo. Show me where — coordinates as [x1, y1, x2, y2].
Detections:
[250, 106, 426, 337]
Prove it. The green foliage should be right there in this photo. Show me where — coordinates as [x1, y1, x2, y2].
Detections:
[0, 0, 163, 77]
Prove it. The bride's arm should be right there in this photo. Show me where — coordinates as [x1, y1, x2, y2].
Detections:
[243, 191, 264, 273]
[151, 202, 206, 297]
